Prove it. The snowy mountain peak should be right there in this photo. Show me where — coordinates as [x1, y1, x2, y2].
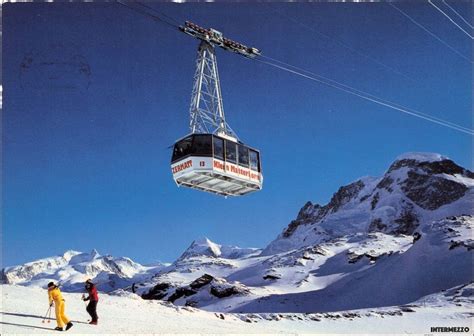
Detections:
[263, 153, 474, 255]
[62, 250, 82, 261]
[394, 152, 448, 163]
[91, 248, 100, 257]
[194, 237, 218, 247]
[177, 237, 261, 262]
[68, 249, 102, 264]
[387, 152, 471, 179]
[179, 237, 222, 259]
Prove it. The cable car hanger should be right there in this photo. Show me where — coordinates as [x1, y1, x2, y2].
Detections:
[180, 21, 261, 60]
[180, 21, 261, 140]
[170, 21, 264, 197]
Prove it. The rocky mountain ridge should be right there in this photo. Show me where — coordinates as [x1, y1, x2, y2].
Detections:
[264, 152, 473, 254]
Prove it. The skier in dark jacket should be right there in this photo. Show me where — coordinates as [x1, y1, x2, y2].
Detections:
[82, 279, 99, 325]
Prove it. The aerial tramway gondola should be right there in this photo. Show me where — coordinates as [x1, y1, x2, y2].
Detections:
[171, 21, 263, 196]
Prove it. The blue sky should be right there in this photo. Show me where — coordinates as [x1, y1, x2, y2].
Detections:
[3, 2, 472, 266]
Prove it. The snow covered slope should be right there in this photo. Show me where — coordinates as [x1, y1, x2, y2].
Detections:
[1, 283, 472, 334]
[1, 250, 165, 292]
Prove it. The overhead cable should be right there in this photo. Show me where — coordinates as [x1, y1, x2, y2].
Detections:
[428, 0, 474, 39]
[117, 0, 179, 30]
[442, 0, 474, 29]
[388, 3, 473, 64]
[254, 56, 473, 135]
[260, 54, 473, 133]
[269, 6, 415, 83]
[135, 1, 182, 27]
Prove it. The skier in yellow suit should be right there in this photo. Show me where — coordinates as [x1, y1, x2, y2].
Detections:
[47, 282, 73, 331]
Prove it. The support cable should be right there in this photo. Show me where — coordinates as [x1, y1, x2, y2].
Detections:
[116, 1, 179, 30]
[135, 1, 182, 27]
[442, 0, 473, 29]
[428, 0, 474, 39]
[260, 55, 472, 133]
[388, 3, 473, 64]
[269, 6, 416, 83]
[254, 56, 473, 135]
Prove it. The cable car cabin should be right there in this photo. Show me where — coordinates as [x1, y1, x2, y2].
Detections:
[171, 134, 262, 196]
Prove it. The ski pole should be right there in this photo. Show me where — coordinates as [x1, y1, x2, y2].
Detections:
[42, 305, 52, 324]
[81, 294, 91, 322]
[47, 305, 52, 323]
[82, 294, 88, 307]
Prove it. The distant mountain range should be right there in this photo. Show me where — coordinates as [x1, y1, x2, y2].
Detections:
[1, 249, 166, 292]
[3, 152, 473, 313]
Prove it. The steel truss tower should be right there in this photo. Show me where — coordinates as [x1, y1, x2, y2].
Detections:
[188, 41, 237, 139]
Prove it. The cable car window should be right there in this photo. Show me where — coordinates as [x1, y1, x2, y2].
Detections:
[192, 135, 212, 156]
[213, 136, 224, 160]
[238, 145, 249, 167]
[225, 140, 237, 163]
[172, 137, 193, 162]
[249, 149, 259, 171]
